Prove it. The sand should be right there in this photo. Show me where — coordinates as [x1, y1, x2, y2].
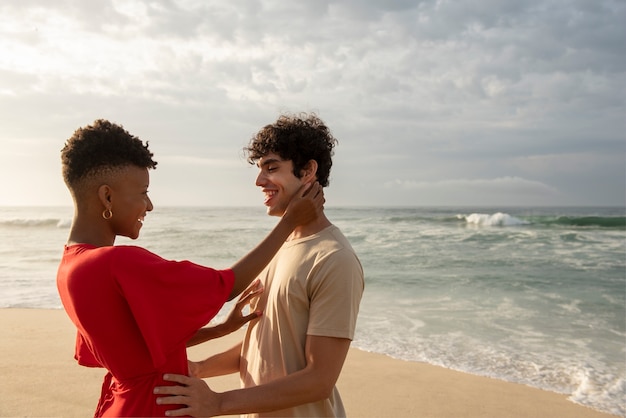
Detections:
[0, 308, 617, 418]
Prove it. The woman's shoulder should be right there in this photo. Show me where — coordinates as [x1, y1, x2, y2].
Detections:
[108, 244, 162, 259]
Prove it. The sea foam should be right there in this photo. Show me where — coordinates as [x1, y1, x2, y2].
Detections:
[464, 212, 529, 226]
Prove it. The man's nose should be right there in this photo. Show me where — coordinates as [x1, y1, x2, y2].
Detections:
[255, 171, 265, 186]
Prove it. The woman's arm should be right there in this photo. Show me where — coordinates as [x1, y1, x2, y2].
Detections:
[186, 281, 262, 347]
[228, 182, 323, 299]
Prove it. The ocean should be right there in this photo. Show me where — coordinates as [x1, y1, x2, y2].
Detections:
[1, 206, 624, 416]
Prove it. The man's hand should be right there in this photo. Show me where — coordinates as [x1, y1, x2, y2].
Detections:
[154, 374, 219, 417]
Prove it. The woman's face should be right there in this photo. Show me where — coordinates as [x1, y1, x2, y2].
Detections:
[107, 166, 153, 239]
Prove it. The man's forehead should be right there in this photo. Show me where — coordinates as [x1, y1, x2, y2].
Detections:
[257, 153, 287, 166]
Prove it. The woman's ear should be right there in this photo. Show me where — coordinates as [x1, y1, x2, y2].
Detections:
[97, 184, 112, 208]
[301, 159, 318, 182]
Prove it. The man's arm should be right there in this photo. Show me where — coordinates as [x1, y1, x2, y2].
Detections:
[188, 341, 243, 378]
[155, 335, 351, 417]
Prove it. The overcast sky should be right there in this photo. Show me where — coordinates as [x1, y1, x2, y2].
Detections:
[1, 0, 624, 207]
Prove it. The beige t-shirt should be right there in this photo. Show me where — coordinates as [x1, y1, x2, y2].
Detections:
[240, 225, 364, 418]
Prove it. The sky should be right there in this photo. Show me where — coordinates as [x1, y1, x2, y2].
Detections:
[1, 0, 624, 208]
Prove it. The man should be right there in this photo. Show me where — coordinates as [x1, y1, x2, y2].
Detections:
[155, 113, 365, 417]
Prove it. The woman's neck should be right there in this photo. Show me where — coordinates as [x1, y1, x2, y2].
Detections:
[67, 214, 115, 247]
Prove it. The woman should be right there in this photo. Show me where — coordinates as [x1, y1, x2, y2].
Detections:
[56, 119, 323, 417]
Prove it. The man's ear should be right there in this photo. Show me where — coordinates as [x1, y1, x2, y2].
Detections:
[301, 159, 318, 182]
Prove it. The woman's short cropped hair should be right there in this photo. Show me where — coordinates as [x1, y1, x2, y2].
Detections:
[61, 119, 157, 189]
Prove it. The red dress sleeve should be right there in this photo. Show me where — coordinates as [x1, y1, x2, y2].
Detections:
[110, 246, 235, 369]
[74, 332, 102, 367]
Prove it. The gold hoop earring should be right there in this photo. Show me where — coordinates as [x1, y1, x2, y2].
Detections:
[102, 208, 113, 220]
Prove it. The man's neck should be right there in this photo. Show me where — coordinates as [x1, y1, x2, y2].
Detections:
[287, 211, 332, 241]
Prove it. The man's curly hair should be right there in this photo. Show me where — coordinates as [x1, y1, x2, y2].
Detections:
[61, 119, 157, 189]
[244, 113, 337, 187]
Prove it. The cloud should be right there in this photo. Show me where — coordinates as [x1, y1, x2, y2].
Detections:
[0, 0, 623, 206]
[385, 176, 557, 194]
[381, 176, 560, 206]
[158, 155, 243, 167]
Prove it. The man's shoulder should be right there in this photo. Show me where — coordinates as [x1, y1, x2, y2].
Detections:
[311, 226, 361, 267]
[322, 225, 358, 252]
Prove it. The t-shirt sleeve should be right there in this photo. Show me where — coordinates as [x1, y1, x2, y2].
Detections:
[110, 246, 235, 368]
[307, 249, 364, 339]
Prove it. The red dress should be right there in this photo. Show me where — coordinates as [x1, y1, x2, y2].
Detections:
[57, 244, 235, 417]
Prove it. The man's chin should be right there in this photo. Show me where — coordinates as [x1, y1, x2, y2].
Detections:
[266, 206, 285, 217]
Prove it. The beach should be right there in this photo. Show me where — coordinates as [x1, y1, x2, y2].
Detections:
[0, 308, 617, 418]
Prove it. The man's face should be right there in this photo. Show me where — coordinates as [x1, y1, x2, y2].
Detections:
[255, 152, 303, 217]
